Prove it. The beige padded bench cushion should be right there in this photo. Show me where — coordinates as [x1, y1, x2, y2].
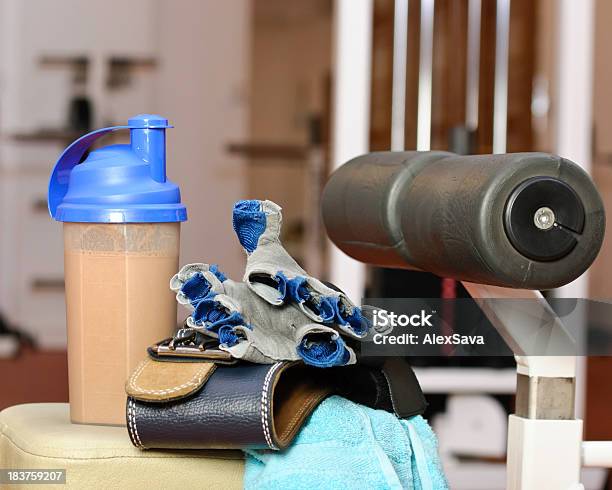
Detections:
[0, 403, 244, 489]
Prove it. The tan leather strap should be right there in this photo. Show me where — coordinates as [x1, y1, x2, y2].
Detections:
[126, 358, 216, 402]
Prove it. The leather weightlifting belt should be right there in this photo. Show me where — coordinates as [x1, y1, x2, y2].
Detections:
[126, 347, 426, 451]
[127, 360, 330, 450]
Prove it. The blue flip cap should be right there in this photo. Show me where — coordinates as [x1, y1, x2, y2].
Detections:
[48, 114, 187, 223]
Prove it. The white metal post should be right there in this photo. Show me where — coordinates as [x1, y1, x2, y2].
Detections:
[507, 415, 583, 490]
[492, 0, 510, 154]
[465, 0, 481, 131]
[463, 283, 583, 490]
[391, 0, 409, 151]
[416, 0, 434, 151]
[329, 0, 373, 300]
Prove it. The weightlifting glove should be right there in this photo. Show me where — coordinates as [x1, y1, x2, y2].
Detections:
[171, 263, 357, 367]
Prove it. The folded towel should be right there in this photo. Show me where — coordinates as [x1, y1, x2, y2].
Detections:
[244, 395, 448, 490]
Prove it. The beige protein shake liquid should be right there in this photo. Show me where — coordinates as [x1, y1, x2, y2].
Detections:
[64, 222, 179, 425]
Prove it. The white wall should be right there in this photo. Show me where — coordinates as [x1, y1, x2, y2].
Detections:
[0, 0, 252, 343]
[0, 0, 253, 279]
[154, 0, 252, 279]
[0, 0, 159, 132]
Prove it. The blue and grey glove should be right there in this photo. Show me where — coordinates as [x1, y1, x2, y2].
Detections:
[171, 263, 357, 367]
[169, 199, 370, 367]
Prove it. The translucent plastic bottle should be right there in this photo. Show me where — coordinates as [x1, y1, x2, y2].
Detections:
[48, 115, 187, 425]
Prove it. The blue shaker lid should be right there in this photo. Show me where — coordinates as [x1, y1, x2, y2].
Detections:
[48, 114, 187, 223]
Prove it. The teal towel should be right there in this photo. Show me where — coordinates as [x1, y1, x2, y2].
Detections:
[244, 395, 448, 490]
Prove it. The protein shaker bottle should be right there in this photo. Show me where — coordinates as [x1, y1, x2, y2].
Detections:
[48, 114, 187, 425]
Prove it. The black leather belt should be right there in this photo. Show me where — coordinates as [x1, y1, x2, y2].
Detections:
[126, 357, 426, 451]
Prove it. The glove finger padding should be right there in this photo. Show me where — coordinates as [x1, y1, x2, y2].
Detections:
[232, 200, 368, 338]
[170, 263, 244, 346]
[170, 263, 228, 310]
[170, 263, 356, 367]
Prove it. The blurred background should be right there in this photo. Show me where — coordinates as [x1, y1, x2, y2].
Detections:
[0, 0, 611, 488]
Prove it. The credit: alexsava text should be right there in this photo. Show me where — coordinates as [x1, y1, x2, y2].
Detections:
[371, 309, 485, 346]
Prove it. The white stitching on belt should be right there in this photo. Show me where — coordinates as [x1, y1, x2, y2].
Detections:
[127, 398, 145, 449]
[127, 359, 210, 395]
[126, 399, 138, 447]
[260, 362, 282, 450]
[381, 369, 399, 415]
